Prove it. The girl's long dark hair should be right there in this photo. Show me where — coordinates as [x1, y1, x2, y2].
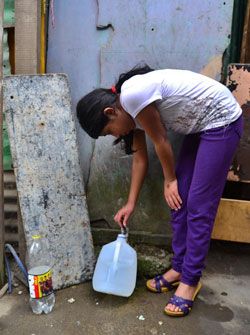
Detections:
[77, 64, 154, 154]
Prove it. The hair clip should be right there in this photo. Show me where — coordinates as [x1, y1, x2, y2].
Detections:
[111, 85, 117, 94]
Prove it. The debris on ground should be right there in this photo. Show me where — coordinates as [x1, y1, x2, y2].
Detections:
[137, 314, 145, 321]
[67, 298, 75, 303]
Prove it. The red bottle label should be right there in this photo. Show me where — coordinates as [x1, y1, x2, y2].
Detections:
[28, 269, 53, 299]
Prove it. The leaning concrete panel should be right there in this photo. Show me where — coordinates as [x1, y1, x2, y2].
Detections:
[3, 74, 94, 289]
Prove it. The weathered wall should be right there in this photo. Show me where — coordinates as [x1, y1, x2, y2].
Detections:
[47, 1, 234, 240]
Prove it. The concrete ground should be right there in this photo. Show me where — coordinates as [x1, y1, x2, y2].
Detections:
[1, 240, 250, 335]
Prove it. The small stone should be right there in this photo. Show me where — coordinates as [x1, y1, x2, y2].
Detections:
[221, 292, 228, 296]
[138, 315, 145, 321]
[96, 302, 99, 305]
[50, 325, 53, 327]
[13, 282, 19, 288]
[18, 291, 23, 295]
[158, 321, 163, 325]
[159, 249, 166, 258]
[76, 321, 81, 326]
[67, 298, 75, 303]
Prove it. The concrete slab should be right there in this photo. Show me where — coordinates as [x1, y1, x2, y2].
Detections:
[0, 241, 250, 335]
[3, 74, 94, 289]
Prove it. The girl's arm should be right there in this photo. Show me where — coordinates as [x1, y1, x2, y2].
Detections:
[114, 129, 148, 226]
[136, 103, 182, 210]
[127, 129, 148, 206]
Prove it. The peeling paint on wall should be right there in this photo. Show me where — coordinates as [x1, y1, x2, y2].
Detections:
[200, 55, 223, 80]
[227, 64, 250, 182]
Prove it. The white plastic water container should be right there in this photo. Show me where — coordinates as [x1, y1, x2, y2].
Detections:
[92, 232, 137, 297]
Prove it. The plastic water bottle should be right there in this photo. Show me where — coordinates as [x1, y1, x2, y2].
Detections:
[26, 235, 55, 314]
[92, 228, 137, 297]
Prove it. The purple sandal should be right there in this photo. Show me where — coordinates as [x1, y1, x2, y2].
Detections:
[166, 295, 193, 316]
[164, 282, 202, 316]
[146, 275, 180, 293]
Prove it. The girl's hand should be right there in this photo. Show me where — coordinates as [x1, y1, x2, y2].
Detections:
[114, 202, 135, 227]
[164, 179, 182, 210]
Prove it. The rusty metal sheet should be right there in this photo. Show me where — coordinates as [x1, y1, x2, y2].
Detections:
[3, 74, 94, 289]
[227, 64, 250, 182]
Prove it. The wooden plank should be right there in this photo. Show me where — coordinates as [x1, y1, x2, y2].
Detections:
[227, 64, 250, 182]
[3, 74, 95, 289]
[0, 0, 5, 287]
[240, 0, 250, 63]
[15, 0, 40, 74]
[4, 232, 19, 243]
[40, 0, 46, 73]
[212, 198, 250, 243]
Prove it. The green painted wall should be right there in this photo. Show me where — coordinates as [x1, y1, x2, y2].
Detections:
[4, 0, 15, 27]
[3, 0, 15, 170]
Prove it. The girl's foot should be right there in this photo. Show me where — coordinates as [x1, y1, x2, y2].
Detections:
[146, 269, 181, 293]
[149, 269, 181, 289]
[165, 282, 198, 312]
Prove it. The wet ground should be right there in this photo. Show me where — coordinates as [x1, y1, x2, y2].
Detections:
[0, 240, 250, 335]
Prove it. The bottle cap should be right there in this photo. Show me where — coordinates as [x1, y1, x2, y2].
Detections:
[119, 225, 128, 240]
[32, 234, 42, 239]
[121, 225, 128, 236]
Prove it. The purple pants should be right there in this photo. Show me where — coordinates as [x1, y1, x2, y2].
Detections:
[170, 115, 243, 286]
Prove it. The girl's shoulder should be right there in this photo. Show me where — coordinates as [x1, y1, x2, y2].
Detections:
[120, 73, 163, 118]
[121, 69, 167, 90]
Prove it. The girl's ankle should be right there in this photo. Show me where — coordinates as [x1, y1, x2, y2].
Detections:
[164, 268, 181, 279]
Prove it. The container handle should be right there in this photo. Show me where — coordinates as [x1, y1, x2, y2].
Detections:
[106, 239, 122, 282]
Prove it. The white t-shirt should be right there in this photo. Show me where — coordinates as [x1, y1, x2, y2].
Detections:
[120, 69, 242, 134]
